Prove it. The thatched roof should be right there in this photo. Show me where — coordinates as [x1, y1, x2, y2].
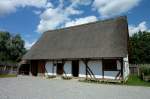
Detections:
[23, 16, 129, 60]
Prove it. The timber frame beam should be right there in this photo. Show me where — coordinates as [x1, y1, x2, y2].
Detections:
[82, 59, 89, 79]
[120, 58, 124, 81]
[102, 59, 104, 79]
[82, 59, 96, 80]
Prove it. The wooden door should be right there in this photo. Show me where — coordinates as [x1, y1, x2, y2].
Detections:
[57, 63, 63, 75]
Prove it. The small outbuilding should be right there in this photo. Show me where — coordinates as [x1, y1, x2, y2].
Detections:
[23, 16, 129, 81]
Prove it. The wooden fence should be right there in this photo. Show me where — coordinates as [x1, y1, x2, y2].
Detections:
[129, 64, 140, 75]
[129, 64, 150, 75]
[0, 61, 18, 75]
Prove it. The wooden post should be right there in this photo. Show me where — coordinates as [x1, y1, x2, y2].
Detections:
[41, 60, 46, 77]
[85, 61, 87, 79]
[4, 65, 6, 71]
[83, 59, 88, 80]
[121, 59, 124, 81]
[52, 61, 54, 75]
[102, 59, 104, 80]
[29, 61, 32, 76]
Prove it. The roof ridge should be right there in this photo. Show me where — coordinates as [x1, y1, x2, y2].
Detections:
[44, 16, 127, 34]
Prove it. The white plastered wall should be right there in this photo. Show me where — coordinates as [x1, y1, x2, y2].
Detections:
[63, 61, 72, 77]
[79, 60, 122, 80]
[123, 55, 130, 80]
[79, 61, 86, 78]
[79, 60, 102, 78]
[87, 61, 103, 78]
[104, 71, 119, 79]
[45, 61, 56, 76]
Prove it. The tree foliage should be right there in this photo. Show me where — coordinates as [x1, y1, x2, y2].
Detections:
[129, 31, 150, 64]
[0, 31, 26, 62]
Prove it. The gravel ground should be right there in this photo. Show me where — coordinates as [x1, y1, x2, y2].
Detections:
[0, 76, 150, 99]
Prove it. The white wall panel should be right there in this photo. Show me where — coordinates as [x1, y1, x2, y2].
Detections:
[79, 61, 86, 78]
[63, 61, 72, 77]
[45, 61, 56, 76]
[88, 61, 103, 78]
[79, 60, 102, 78]
[104, 71, 119, 79]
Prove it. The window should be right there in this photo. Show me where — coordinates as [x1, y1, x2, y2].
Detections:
[103, 59, 117, 71]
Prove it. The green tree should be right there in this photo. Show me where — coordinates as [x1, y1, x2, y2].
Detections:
[7, 34, 26, 61]
[0, 31, 26, 62]
[0, 32, 11, 61]
[129, 31, 150, 64]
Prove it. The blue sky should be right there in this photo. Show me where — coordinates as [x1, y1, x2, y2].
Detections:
[0, 0, 150, 49]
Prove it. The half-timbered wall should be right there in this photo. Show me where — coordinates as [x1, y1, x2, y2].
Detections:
[87, 61, 103, 78]
[42, 58, 129, 81]
[103, 60, 121, 79]
[45, 61, 57, 76]
[79, 60, 103, 78]
[79, 60, 122, 79]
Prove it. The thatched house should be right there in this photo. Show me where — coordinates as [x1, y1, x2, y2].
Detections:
[23, 16, 129, 81]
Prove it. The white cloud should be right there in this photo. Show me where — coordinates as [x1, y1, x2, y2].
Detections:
[45, 2, 53, 8]
[33, 10, 42, 15]
[37, 0, 92, 33]
[25, 40, 36, 50]
[70, 0, 93, 6]
[65, 16, 97, 27]
[93, 0, 141, 18]
[67, 0, 92, 14]
[0, 1, 17, 16]
[37, 7, 69, 33]
[0, 0, 50, 16]
[65, 6, 83, 15]
[129, 21, 150, 36]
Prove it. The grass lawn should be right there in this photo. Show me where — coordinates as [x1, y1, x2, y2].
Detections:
[0, 74, 17, 78]
[125, 75, 150, 87]
[79, 75, 150, 87]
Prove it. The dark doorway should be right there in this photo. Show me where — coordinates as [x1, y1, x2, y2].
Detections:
[31, 61, 38, 76]
[57, 63, 63, 75]
[19, 64, 30, 75]
[72, 60, 79, 77]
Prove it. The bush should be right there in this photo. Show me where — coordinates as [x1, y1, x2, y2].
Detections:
[139, 64, 150, 76]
